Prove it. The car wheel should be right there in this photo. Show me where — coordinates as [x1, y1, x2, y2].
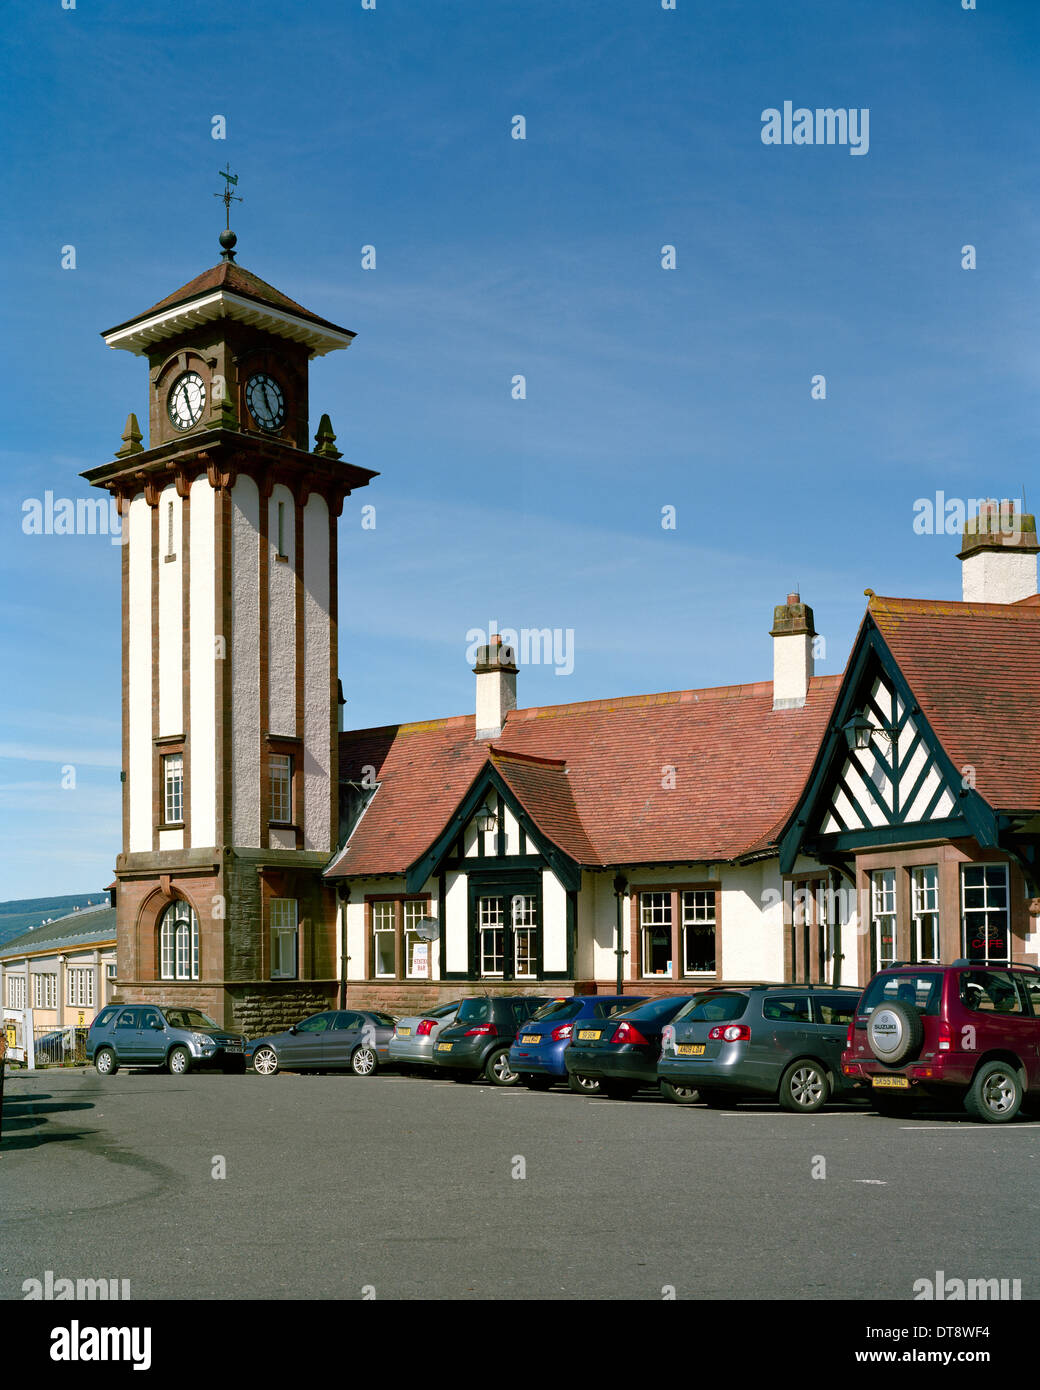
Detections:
[252, 1046, 279, 1076]
[866, 1000, 924, 1065]
[94, 1047, 118, 1077]
[699, 1089, 738, 1109]
[523, 1075, 554, 1091]
[964, 1061, 1023, 1123]
[351, 1046, 378, 1077]
[660, 1080, 699, 1104]
[602, 1080, 638, 1100]
[567, 1072, 602, 1096]
[779, 1060, 830, 1113]
[486, 1048, 521, 1086]
[167, 1045, 192, 1076]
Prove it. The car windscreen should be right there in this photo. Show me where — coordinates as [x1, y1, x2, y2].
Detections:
[163, 1009, 218, 1030]
[368, 1013, 396, 1028]
[859, 973, 943, 1018]
[529, 999, 583, 1023]
[456, 998, 492, 1023]
[673, 993, 749, 1023]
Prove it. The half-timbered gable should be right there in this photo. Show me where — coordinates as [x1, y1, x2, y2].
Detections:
[779, 591, 1040, 980]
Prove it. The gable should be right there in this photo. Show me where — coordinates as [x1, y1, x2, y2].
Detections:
[779, 618, 999, 872]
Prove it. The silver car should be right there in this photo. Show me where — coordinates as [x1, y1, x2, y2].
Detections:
[388, 1001, 462, 1071]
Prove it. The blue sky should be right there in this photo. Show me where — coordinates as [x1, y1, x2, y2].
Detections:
[1, 0, 1037, 897]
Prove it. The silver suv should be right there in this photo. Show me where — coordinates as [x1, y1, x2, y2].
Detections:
[88, 1004, 247, 1076]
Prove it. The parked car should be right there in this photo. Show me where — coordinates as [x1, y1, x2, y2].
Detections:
[658, 985, 861, 1111]
[248, 1009, 397, 1076]
[509, 994, 646, 1092]
[433, 995, 552, 1085]
[88, 1005, 247, 1075]
[842, 960, 1040, 1122]
[563, 994, 698, 1099]
[389, 1000, 462, 1072]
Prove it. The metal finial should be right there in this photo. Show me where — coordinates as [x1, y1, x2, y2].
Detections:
[214, 164, 242, 260]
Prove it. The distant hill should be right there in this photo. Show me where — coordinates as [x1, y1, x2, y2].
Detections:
[0, 894, 111, 949]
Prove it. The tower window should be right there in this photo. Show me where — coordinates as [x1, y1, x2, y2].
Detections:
[163, 753, 184, 825]
[277, 501, 287, 559]
[270, 754, 293, 823]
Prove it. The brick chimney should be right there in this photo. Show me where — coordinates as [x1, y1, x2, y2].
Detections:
[474, 635, 518, 739]
[770, 592, 816, 711]
[958, 499, 1038, 603]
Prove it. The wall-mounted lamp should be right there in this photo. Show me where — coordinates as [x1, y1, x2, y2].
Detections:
[475, 805, 498, 835]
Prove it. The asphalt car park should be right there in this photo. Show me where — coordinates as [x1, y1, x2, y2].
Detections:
[3, 1065, 1038, 1302]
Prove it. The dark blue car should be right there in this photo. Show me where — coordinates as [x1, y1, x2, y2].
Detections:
[509, 995, 648, 1094]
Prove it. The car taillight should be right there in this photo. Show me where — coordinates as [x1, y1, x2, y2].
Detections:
[846, 1022, 855, 1048]
[416, 1019, 436, 1037]
[612, 1021, 648, 1046]
[937, 1025, 952, 1052]
[708, 1024, 751, 1042]
[661, 1024, 675, 1046]
[463, 1023, 497, 1037]
[551, 1024, 573, 1041]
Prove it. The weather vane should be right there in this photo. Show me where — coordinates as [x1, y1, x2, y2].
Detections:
[214, 164, 242, 261]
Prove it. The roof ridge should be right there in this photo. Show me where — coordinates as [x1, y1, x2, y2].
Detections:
[339, 673, 845, 743]
[869, 594, 1040, 620]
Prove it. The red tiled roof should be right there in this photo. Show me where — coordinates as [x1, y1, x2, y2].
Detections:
[328, 676, 843, 878]
[869, 595, 1040, 812]
[104, 261, 352, 337]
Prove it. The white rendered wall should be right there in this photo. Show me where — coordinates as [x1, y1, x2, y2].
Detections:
[962, 550, 1037, 604]
[189, 478, 216, 846]
[772, 632, 812, 708]
[541, 870, 568, 972]
[444, 870, 468, 973]
[127, 493, 153, 852]
[267, 485, 296, 737]
[231, 476, 261, 847]
[157, 485, 182, 738]
[302, 494, 331, 851]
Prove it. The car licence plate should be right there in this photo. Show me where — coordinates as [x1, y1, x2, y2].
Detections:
[872, 1075, 910, 1089]
[223, 1043, 243, 1051]
[676, 1044, 705, 1056]
[519, 1034, 540, 1044]
[437, 1042, 453, 1052]
[397, 1028, 411, 1036]
[577, 1029, 601, 1041]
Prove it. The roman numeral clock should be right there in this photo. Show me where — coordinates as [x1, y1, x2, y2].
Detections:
[82, 175, 378, 1033]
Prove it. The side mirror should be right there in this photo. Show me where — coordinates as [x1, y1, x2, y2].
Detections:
[289, 1026, 298, 1035]
[151, 1021, 164, 1030]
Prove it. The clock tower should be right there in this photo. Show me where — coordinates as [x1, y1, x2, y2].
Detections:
[84, 214, 377, 1033]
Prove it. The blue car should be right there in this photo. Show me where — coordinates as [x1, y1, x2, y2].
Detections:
[509, 995, 647, 1094]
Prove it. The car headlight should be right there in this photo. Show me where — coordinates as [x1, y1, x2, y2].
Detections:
[191, 1033, 214, 1050]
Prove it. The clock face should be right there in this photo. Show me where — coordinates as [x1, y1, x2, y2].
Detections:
[246, 373, 286, 432]
[168, 371, 206, 431]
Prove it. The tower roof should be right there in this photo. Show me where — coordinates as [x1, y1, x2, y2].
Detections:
[101, 260, 355, 358]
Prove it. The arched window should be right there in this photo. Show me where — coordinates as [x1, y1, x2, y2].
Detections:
[159, 900, 199, 981]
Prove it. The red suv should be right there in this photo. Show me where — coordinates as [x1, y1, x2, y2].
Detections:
[842, 960, 1040, 1123]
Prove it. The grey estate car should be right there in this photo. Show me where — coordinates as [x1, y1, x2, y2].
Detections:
[657, 986, 861, 1112]
[88, 1004, 247, 1075]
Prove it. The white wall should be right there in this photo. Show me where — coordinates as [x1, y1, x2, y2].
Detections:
[230, 476, 261, 847]
[541, 870, 568, 972]
[267, 485, 296, 737]
[127, 493, 152, 852]
[302, 494, 331, 851]
[189, 477, 216, 846]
